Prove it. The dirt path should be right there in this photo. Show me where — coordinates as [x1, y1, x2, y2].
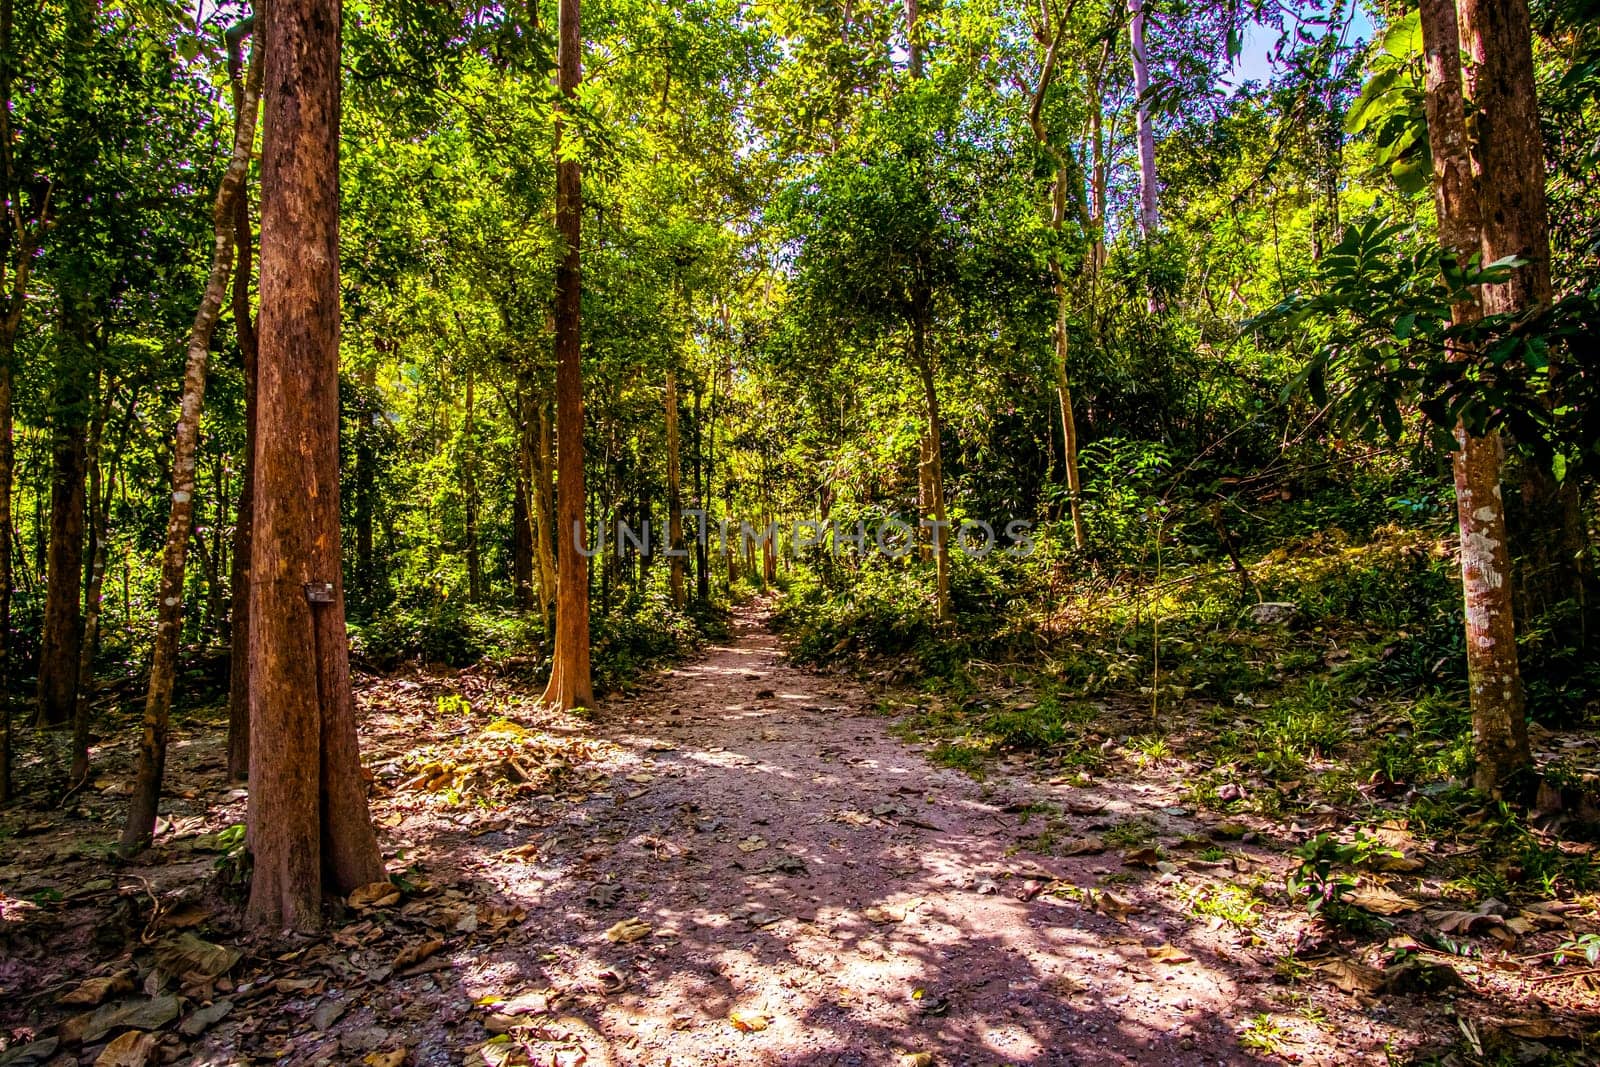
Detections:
[373, 599, 1406, 1067]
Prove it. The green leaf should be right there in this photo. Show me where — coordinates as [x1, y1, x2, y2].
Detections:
[1391, 157, 1430, 195]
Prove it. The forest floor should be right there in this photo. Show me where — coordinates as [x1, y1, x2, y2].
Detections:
[2, 598, 1598, 1066]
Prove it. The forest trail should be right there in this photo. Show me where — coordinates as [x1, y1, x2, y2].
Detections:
[370, 599, 1364, 1066]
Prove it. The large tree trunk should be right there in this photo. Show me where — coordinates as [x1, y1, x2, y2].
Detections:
[665, 367, 685, 609]
[912, 316, 950, 621]
[1457, 0, 1593, 636]
[541, 0, 594, 711]
[122, 38, 261, 852]
[1419, 0, 1528, 793]
[246, 0, 383, 929]
[1128, 0, 1159, 236]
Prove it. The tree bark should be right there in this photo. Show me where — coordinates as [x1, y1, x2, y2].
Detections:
[1024, 4, 1087, 548]
[227, 156, 258, 782]
[912, 316, 950, 621]
[71, 383, 116, 784]
[36, 327, 89, 729]
[535, 397, 556, 629]
[1129, 0, 1159, 236]
[246, 0, 383, 928]
[665, 367, 685, 609]
[462, 367, 483, 602]
[1419, 0, 1528, 794]
[1457, 0, 1593, 635]
[541, 0, 594, 710]
[122, 37, 262, 852]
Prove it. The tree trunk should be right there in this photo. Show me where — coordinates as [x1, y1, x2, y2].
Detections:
[36, 331, 89, 728]
[71, 384, 114, 784]
[1023, 15, 1087, 549]
[1457, 0, 1593, 635]
[227, 150, 258, 782]
[0, 0, 43, 799]
[462, 367, 483, 602]
[246, 0, 383, 928]
[903, 0, 921, 79]
[512, 382, 535, 611]
[666, 368, 685, 609]
[541, 0, 594, 711]
[1129, 0, 1159, 236]
[912, 316, 949, 621]
[1419, 0, 1528, 793]
[122, 38, 261, 852]
[352, 363, 376, 609]
[692, 383, 709, 602]
[535, 397, 556, 630]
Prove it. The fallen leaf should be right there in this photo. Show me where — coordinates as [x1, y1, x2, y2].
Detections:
[93, 1031, 158, 1067]
[604, 917, 652, 943]
[61, 996, 182, 1045]
[60, 972, 135, 1007]
[899, 1054, 935, 1067]
[729, 1009, 770, 1032]
[1058, 836, 1105, 856]
[1121, 847, 1161, 868]
[1146, 944, 1193, 965]
[736, 836, 768, 853]
[864, 906, 903, 925]
[392, 939, 444, 968]
[1314, 957, 1385, 995]
[0, 1037, 58, 1066]
[154, 934, 241, 983]
[1427, 908, 1506, 935]
[178, 999, 234, 1037]
[364, 1052, 407, 1067]
[1346, 887, 1421, 915]
[349, 882, 402, 910]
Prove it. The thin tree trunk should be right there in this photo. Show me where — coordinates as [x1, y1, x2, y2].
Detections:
[463, 367, 482, 602]
[912, 316, 950, 621]
[1024, 7, 1087, 548]
[1129, 0, 1158, 236]
[36, 324, 89, 729]
[665, 367, 685, 609]
[542, 0, 594, 710]
[535, 397, 556, 630]
[122, 37, 262, 853]
[1419, 0, 1528, 793]
[353, 364, 376, 608]
[246, 0, 383, 927]
[0, 0, 44, 799]
[71, 384, 114, 784]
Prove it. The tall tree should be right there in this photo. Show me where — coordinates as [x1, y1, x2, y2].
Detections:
[1457, 0, 1594, 633]
[121, 33, 262, 851]
[35, 0, 100, 728]
[1418, 0, 1528, 793]
[226, 14, 259, 782]
[247, 0, 383, 928]
[541, 0, 595, 710]
[1128, 0, 1159, 236]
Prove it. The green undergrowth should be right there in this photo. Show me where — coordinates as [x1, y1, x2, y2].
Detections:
[776, 486, 1600, 896]
[349, 587, 729, 694]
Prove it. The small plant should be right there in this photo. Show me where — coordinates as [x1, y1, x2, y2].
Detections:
[1239, 1013, 1292, 1056]
[1104, 817, 1158, 847]
[1190, 881, 1263, 929]
[1554, 933, 1600, 967]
